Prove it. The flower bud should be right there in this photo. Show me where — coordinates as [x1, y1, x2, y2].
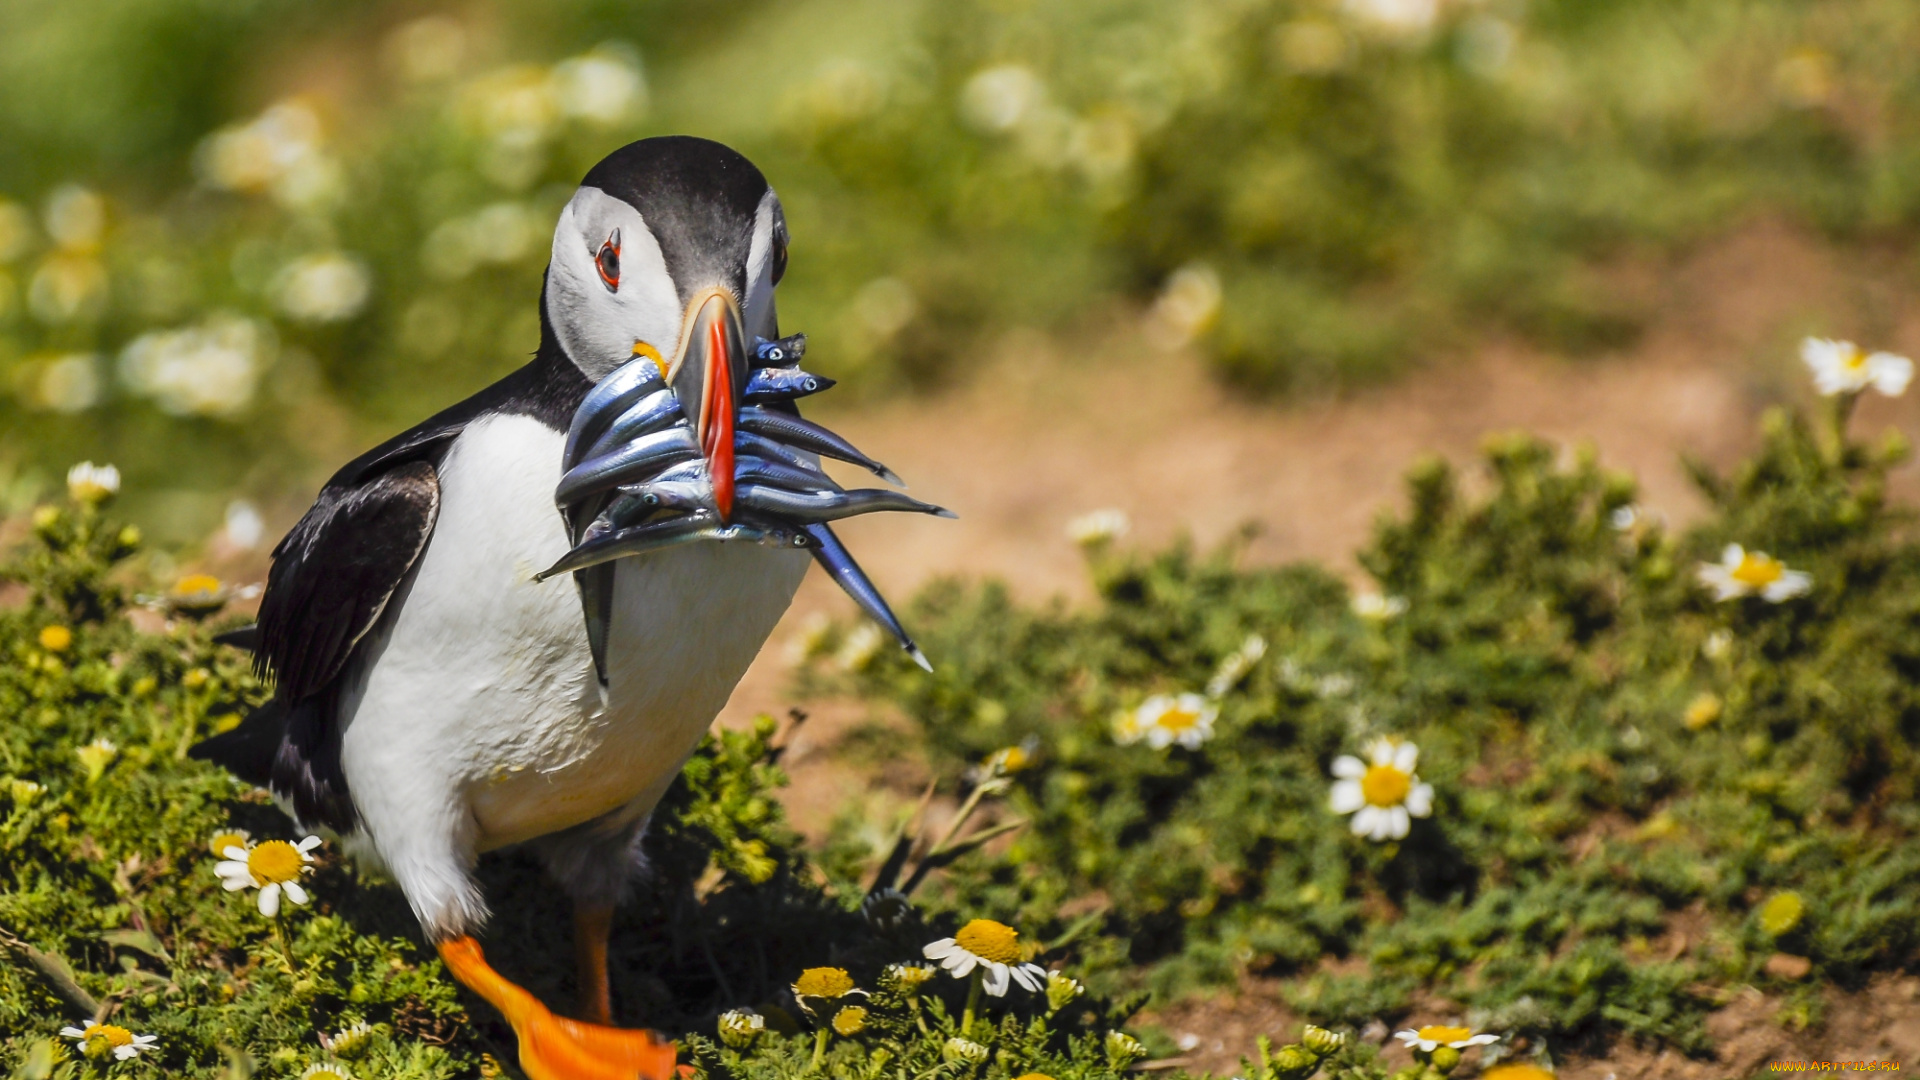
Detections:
[943, 1037, 990, 1064]
[1428, 1046, 1463, 1074]
[883, 962, 935, 994]
[832, 1006, 868, 1036]
[1045, 971, 1084, 1012]
[1268, 1044, 1321, 1080]
[1301, 1025, 1346, 1056]
[717, 1008, 765, 1049]
[1105, 1031, 1146, 1069]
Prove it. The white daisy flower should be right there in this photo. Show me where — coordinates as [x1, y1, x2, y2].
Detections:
[298, 1066, 355, 1080]
[1351, 592, 1408, 621]
[214, 835, 322, 917]
[1801, 337, 1913, 397]
[1696, 544, 1812, 603]
[60, 1023, 157, 1061]
[1122, 693, 1217, 751]
[923, 918, 1047, 997]
[1394, 1025, 1499, 1053]
[1066, 508, 1130, 547]
[1329, 737, 1434, 841]
[65, 461, 119, 504]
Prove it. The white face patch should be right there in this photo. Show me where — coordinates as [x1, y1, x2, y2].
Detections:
[545, 187, 683, 381]
[741, 189, 785, 343]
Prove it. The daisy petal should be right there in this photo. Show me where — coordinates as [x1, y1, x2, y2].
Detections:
[1459, 1034, 1500, 1047]
[923, 939, 957, 960]
[1330, 755, 1366, 779]
[282, 881, 309, 906]
[60, 1027, 85, 1039]
[982, 961, 1011, 997]
[1406, 782, 1434, 817]
[258, 882, 281, 917]
[297, 835, 323, 853]
[1387, 806, 1411, 839]
[1012, 963, 1047, 991]
[950, 953, 978, 978]
[1392, 741, 1419, 773]
[1330, 779, 1365, 814]
[1393, 1031, 1421, 1046]
[114, 1046, 138, 1061]
[1352, 806, 1384, 839]
[222, 845, 250, 861]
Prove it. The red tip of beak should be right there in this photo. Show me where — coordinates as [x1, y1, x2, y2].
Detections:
[701, 315, 736, 519]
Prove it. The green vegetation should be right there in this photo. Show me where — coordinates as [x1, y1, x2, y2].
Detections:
[4, 0, 1920, 536]
[811, 375, 1920, 1058]
[0, 483, 1151, 1077]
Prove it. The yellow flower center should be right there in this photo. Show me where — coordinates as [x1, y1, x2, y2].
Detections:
[1843, 346, 1868, 370]
[793, 967, 857, 998]
[1482, 1067, 1556, 1080]
[247, 840, 306, 885]
[1730, 553, 1784, 588]
[1417, 1026, 1472, 1044]
[954, 918, 1023, 964]
[1157, 706, 1202, 732]
[991, 745, 1031, 771]
[1361, 764, 1412, 808]
[82, 1025, 133, 1047]
[174, 574, 222, 596]
[210, 831, 250, 857]
[1016, 1074, 1058, 1080]
[306, 1071, 348, 1080]
[39, 625, 72, 653]
[831, 1005, 868, 1036]
[1759, 891, 1805, 936]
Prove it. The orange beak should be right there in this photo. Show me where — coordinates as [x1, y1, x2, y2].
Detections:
[668, 292, 748, 520]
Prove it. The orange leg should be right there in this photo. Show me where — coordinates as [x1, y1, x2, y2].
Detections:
[438, 936, 676, 1080]
[574, 902, 615, 1025]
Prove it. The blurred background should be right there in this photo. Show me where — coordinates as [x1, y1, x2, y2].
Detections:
[3, 0, 1920, 596]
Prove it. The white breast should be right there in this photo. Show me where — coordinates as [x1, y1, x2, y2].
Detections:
[336, 412, 808, 860]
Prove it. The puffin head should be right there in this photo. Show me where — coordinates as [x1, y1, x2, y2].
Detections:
[544, 135, 788, 517]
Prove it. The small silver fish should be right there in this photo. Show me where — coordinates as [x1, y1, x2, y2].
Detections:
[554, 425, 700, 508]
[753, 333, 808, 367]
[736, 406, 902, 486]
[743, 367, 835, 404]
[734, 484, 954, 525]
[563, 356, 667, 470]
[582, 388, 686, 462]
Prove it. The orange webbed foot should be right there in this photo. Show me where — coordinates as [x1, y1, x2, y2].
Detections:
[438, 936, 677, 1080]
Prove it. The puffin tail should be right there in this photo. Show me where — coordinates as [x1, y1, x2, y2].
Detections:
[189, 697, 288, 789]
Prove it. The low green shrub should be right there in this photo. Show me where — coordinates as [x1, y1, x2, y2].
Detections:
[814, 378, 1920, 1056]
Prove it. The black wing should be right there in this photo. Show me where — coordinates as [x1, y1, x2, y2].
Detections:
[193, 462, 440, 832]
[192, 338, 590, 830]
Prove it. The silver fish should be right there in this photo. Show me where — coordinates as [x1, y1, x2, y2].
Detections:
[554, 425, 700, 508]
[535, 512, 722, 580]
[734, 484, 954, 525]
[735, 454, 841, 493]
[563, 356, 667, 470]
[607, 476, 715, 523]
[743, 367, 835, 404]
[736, 406, 902, 486]
[803, 522, 930, 671]
[735, 430, 828, 475]
[582, 388, 686, 462]
[753, 333, 808, 368]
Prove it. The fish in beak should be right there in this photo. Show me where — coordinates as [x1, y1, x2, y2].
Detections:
[667, 290, 749, 520]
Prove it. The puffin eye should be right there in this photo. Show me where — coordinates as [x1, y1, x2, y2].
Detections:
[770, 238, 788, 286]
[596, 230, 620, 291]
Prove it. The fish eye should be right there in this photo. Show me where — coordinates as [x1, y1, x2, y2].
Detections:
[766, 346, 784, 362]
[802, 378, 818, 391]
[596, 230, 620, 291]
[641, 493, 659, 506]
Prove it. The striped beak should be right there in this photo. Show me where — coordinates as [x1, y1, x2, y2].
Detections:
[667, 291, 748, 520]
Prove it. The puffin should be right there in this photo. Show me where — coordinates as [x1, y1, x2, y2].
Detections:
[195, 136, 823, 1080]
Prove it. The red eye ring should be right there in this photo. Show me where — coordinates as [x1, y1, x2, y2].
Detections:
[596, 231, 620, 291]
